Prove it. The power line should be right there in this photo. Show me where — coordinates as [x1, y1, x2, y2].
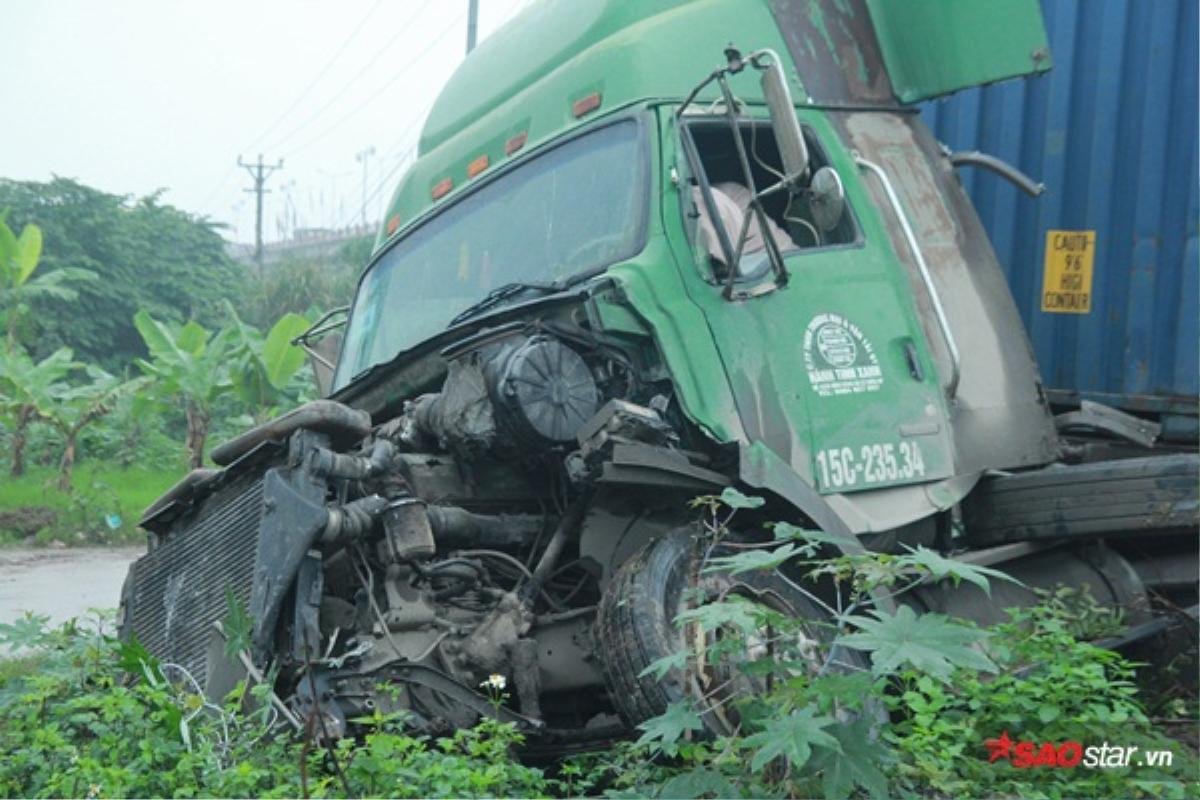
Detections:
[337, 140, 418, 230]
[263, 0, 440, 155]
[240, 0, 386, 156]
[279, 11, 465, 160]
[360, 145, 418, 222]
[336, 100, 434, 228]
[331, 0, 528, 232]
[206, 0, 526, 228]
[199, 1, 384, 222]
[198, 164, 238, 215]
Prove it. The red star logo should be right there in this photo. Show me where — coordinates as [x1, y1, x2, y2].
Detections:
[985, 731, 1014, 763]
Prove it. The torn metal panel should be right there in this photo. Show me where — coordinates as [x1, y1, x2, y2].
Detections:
[769, 0, 1050, 106]
[865, 0, 1051, 103]
[839, 110, 1060, 474]
[768, 0, 895, 105]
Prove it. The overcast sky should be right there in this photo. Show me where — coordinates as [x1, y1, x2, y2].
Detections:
[2, 0, 529, 243]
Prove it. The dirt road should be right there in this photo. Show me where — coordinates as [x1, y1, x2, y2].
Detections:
[0, 547, 140, 636]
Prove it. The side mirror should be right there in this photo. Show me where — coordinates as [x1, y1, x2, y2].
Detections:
[759, 55, 808, 185]
[809, 166, 845, 232]
[292, 306, 348, 397]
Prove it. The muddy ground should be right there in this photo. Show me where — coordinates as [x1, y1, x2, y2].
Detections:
[0, 547, 140, 637]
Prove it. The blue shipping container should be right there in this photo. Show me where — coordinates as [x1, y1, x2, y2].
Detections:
[921, 0, 1198, 437]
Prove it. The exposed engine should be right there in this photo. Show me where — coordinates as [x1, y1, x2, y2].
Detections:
[122, 322, 713, 744]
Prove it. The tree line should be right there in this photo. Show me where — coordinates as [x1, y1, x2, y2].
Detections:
[0, 177, 367, 488]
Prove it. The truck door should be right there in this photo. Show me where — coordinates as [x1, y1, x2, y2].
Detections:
[662, 110, 958, 500]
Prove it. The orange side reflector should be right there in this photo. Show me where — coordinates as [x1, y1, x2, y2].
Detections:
[467, 154, 489, 178]
[572, 92, 601, 118]
[386, 214, 401, 235]
[504, 131, 527, 155]
[431, 177, 453, 200]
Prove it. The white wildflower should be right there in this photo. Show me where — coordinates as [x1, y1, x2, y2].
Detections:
[480, 673, 506, 691]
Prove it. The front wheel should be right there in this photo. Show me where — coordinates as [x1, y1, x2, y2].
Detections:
[594, 528, 856, 733]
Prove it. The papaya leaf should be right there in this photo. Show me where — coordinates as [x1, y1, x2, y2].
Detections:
[657, 768, 737, 799]
[898, 545, 1020, 596]
[116, 634, 164, 684]
[635, 701, 704, 756]
[770, 522, 857, 555]
[0, 611, 52, 651]
[674, 597, 763, 636]
[838, 605, 996, 682]
[743, 706, 839, 772]
[638, 649, 689, 681]
[702, 543, 798, 575]
[809, 717, 892, 800]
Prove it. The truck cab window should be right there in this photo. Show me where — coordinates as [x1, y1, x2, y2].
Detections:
[336, 119, 647, 388]
[682, 120, 856, 280]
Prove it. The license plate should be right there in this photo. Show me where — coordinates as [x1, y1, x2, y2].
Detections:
[814, 440, 928, 492]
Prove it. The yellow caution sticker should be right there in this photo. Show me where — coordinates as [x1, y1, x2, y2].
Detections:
[1041, 230, 1095, 313]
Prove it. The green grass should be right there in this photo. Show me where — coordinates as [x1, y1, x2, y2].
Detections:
[0, 463, 183, 547]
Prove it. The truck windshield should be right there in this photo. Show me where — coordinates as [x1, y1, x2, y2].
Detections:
[335, 119, 647, 389]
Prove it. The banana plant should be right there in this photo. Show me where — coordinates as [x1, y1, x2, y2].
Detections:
[0, 346, 77, 476]
[35, 365, 142, 490]
[221, 301, 312, 421]
[0, 214, 95, 350]
[133, 310, 234, 469]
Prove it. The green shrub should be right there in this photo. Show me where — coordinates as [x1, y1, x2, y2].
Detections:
[0, 614, 552, 799]
[566, 490, 1198, 799]
[884, 598, 1191, 799]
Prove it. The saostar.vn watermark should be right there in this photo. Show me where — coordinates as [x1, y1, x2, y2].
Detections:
[985, 731, 1175, 769]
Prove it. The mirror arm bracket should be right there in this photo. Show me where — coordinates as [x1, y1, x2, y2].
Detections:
[715, 71, 790, 296]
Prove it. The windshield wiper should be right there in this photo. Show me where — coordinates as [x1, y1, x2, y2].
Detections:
[448, 280, 563, 327]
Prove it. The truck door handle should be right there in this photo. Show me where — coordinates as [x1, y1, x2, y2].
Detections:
[903, 340, 924, 382]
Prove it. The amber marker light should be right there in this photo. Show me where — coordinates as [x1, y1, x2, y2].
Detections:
[467, 154, 489, 178]
[386, 214, 401, 235]
[504, 131, 527, 155]
[572, 92, 601, 118]
[431, 177, 453, 200]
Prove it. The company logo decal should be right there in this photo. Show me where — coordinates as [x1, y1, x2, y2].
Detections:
[803, 313, 883, 397]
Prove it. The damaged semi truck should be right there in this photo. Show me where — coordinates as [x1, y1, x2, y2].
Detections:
[120, 0, 1198, 748]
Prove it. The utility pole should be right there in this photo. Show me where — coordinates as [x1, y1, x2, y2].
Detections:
[356, 146, 376, 228]
[466, 0, 479, 53]
[237, 154, 283, 265]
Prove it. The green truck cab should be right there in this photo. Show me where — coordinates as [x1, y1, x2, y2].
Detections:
[121, 0, 1196, 746]
[333, 0, 1057, 535]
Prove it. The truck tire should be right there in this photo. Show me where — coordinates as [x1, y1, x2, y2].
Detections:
[963, 453, 1199, 547]
[595, 528, 851, 731]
